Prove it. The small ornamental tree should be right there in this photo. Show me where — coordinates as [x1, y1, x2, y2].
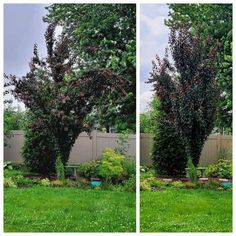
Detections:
[5, 24, 128, 174]
[149, 26, 218, 169]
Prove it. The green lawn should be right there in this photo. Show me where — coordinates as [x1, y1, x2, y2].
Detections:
[4, 187, 136, 232]
[141, 189, 232, 232]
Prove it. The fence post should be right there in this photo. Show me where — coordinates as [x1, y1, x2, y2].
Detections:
[92, 130, 97, 161]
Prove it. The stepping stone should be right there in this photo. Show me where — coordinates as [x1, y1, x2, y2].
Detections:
[199, 178, 208, 181]
[219, 178, 229, 182]
[162, 178, 172, 182]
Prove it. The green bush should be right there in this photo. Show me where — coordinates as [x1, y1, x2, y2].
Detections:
[14, 175, 35, 187]
[123, 175, 136, 192]
[140, 180, 151, 191]
[187, 159, 198, 183]
[4, 177, 17, 188]
[77, 161, 100, 178]
[51, 179, 64, 187]
[4, 161, 13, 170]
[65, 179, 78, 187]
[22, 127, 58, 175]
[184, 181, 197, 189]
[76, 178, 90, 188]
[205, 180, 223, 189]
[4, 169, 24, 178]
[206, 159, 232, 179]
[99, 148, 125, 183]
[148, 178, 171, 189]
[171, 180, 184, 189]
[152, 118, 187, 176]
[40, 178, 51, 187]
[55, 156, 65, 181]
[122, 159, 136, 179]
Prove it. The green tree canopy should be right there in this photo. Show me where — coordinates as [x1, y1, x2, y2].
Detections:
[140, 96, 161, 134]
[44, 4, 136, 132]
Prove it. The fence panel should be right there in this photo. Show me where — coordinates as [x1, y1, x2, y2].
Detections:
[4, 130, 136, 164]
[140, 134, 232, 166]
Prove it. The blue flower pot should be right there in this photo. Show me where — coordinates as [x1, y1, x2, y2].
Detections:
[90, 180, 102, 187]
[222, 182, 232, 188]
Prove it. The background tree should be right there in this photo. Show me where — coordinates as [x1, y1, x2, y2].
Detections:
[166, 4, 232, 134]
[140, 96, 161, 134]
[4, 100, 27, 146]
[44, 4, 136, 132]
[6, 23, 128, 174]
[149, 26, 218, 168]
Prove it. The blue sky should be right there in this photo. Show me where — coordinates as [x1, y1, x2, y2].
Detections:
[140, 4, 170, 112]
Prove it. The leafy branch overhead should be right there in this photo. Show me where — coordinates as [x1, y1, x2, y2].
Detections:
[44, 4, 136, 132]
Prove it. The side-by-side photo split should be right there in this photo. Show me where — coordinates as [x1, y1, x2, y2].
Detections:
[4, 3, 136, 232]
[2, 1, 234, 234]
[140, 3, 232, 232]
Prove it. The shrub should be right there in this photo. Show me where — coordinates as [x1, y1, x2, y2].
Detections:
[14, 175, 35, 187]
[152, 118, 187, 176]
[123, 175, 136, 192]
[122, 159, 136, 179]
[206, 159, 232, 179]
[22, 126, 57, 175]
[99, 148, 125, 183]
[51, 180, 64, 187]
[4, 169, 24, 178]
[187, 159, 198, 183]
[4, 177, 17, 188]
[40, 178, 51, 187]
[55, 156, 65, 181]
[171, 180, 184, 189]
[205, 180, 222, 189]
[77, 177, 90, 188]
[184, 181, 197, 189]
[140, 169, 156, 180]
[140, 180, 151, 191]
[4, 161, 13, 170]
[77, 161, 100, 178]
[148, 178, 171, 189]
[65, 179, 78, 187]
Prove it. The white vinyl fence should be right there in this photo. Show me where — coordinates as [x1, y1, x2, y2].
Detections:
[4, 130, 136, 164]
[140, 134, 232, 166]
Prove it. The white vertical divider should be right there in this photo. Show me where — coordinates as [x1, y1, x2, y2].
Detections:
[136, 2, 140, 233]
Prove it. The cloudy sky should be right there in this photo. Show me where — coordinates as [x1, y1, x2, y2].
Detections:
[4, 4, 170, 112]
[140, 4, 170, 112]
[4, 4, 48, 76]
[4, 4, 49, 109]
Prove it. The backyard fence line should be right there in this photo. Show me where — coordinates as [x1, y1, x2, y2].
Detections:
[140, 134, 232, 166]
[4, 130, 136, 164]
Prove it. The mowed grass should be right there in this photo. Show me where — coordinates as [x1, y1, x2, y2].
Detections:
[141, 189, 232, 232]
[4, 187, 136, 232]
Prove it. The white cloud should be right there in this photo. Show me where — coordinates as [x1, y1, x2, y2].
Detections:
[140, 14, 170, 68]
[140, 90, 155, 113]
[140, 90, 154, 103]
[140, 4, 170, 111]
